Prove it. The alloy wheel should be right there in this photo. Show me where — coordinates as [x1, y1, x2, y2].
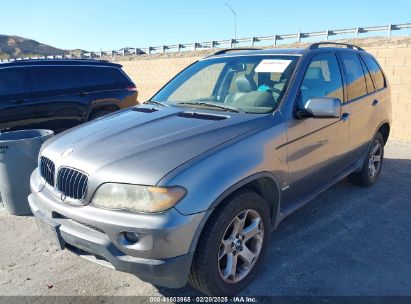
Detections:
[368, 140, 382, 179]
[217, 209, 264, 283]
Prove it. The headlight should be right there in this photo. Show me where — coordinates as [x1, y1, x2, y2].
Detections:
[91, 183, 186, 213]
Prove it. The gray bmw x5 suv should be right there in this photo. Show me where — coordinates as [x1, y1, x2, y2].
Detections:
[29, 42, 391, 295]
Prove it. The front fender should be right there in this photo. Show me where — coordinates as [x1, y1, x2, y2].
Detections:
[159, 114, 288, 216]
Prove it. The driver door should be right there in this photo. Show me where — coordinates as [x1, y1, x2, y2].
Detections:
[0, 67, 31, 131]
[283, 52, 350, 205]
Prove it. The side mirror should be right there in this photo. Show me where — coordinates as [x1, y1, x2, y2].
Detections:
[302, 97, 342, 118]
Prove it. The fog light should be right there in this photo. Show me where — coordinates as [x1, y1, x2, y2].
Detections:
[124, 231, 139, 243]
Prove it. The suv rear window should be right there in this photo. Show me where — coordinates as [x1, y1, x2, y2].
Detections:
[340, 53, 368, 101]
[0, 68, 29, 96]
[79, 66, 128, 89]
[82, 67, 114, 86]
[361, 54, 386, 91]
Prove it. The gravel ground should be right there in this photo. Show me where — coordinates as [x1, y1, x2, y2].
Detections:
[0, 140, 410, 298]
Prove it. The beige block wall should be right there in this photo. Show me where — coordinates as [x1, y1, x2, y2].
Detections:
[366, 44, 411, 140]
[121, 57, 201, 101]
[119, 37, 411, 141]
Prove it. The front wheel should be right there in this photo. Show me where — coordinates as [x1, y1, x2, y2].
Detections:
[188, 190, 271, 295]
[349, 132, 384, 187]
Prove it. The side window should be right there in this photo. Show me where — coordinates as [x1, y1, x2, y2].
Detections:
[300, 53, 344, 105]
[112, 68, 133, 86]
[359, 57, 375, 94]
[340, 53, 368, 101]
[30, 66, 76, 93]
[361, 54, 386, 91]
[79, 66, 117, 90]
[0, 68, 29, 97]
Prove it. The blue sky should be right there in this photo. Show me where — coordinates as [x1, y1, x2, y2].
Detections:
[1, 0, 410, 51]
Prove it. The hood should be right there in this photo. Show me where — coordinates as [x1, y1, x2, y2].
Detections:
[42, 105, 270, 186]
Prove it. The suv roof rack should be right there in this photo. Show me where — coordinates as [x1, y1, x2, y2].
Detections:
[208, 47, 263, 57]
[0, 58, 122, 68]
[308, 42, 365, 51]
[1, 58, 111, 63]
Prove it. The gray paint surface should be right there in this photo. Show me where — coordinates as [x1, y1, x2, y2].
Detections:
[27, 47, 393, 289]
[1, 141, 410, 296]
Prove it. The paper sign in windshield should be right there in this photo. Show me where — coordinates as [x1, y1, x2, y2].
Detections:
[255, 59, 292, 73]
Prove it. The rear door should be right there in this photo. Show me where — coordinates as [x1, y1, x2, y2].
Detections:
[339, 52, 382, 160]
[283, 52, 350, 205]
[0, 67, 31, 131]
[361, 52, 388, 125]
[28, 65, 88, 132]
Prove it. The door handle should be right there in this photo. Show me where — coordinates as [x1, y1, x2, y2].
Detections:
[341, 112, 350, 122]
[77, 92, 88, 96]
[372, 99, 379, 106]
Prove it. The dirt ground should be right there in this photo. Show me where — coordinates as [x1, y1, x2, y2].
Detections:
[0, 140, 410, 299]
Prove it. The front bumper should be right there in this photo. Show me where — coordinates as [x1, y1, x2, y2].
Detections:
[28, 177, 207, 288]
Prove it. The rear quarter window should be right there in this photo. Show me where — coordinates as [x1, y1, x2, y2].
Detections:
[112, 68, 133, 85]
[359, 57, 375, 94]
[361, 54, 386, 91]
[78, 66, 118, 90]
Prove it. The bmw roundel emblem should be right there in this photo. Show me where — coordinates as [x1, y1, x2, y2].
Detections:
[60, 192, 67, 202]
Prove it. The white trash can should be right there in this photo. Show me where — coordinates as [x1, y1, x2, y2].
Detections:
[0, 129, 53, 215]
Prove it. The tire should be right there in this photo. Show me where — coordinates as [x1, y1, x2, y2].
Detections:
[349, 132, 384, 187]
[188, 190, 271, 296]
[88, 109, 112, 121]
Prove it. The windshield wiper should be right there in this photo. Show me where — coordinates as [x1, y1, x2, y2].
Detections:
[144, 100, 170, 107]
[176, 101, 242, 113]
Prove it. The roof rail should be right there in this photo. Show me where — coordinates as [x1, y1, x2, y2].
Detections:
[0, 58, 121, 67]
[207, 47, 263, 57]
[308, 42, 365, 51]
[0, 57, 112, 64]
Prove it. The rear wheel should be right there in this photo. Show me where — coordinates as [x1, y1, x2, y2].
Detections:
[349, 132, 384, 187]
[189, 190, 270, 295]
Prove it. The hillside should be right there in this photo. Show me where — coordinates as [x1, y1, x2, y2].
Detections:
[0, 34, 64, 60]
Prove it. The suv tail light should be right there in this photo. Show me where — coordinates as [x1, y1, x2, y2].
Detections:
[127, 85, 137, 92]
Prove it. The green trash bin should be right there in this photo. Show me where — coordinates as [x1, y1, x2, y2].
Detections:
[0, 129, 53, 215]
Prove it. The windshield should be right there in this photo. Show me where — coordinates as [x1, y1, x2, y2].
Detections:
[151, 55, 299, 114]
